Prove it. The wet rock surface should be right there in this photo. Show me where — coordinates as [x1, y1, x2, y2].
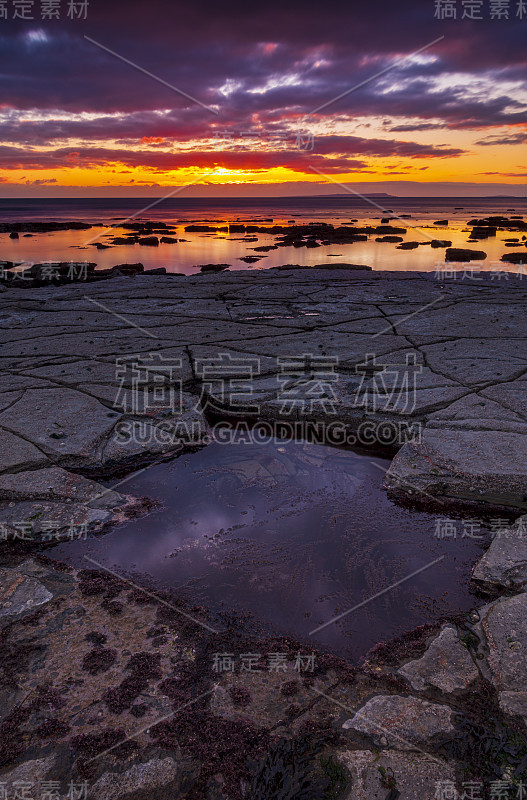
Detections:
[480, 593, 527, 696]
[397, 625, 479, 694]
[338, 748, 457, 800]
[472, 516, 527, 593]
[1, 269, 527, 797]
[89, 755, 199, 800]
[385, 429, 527, 511]
[342, 694, 455, 748]
[0, 564, 53, 621]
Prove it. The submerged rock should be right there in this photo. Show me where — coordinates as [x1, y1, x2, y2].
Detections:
[0, 221, 92, 234]
[111, 236, 138, 245]
[468, 216, 527, 231]
[375, 225, 406, 234]
[313, 263, 372, 270]
[185, 224, 227, 232]
[469, 226, 497, 239]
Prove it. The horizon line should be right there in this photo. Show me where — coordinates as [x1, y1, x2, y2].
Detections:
[1, 192, 527, 201]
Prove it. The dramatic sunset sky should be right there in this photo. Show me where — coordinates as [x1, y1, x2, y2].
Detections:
[1, 0, 526, 197]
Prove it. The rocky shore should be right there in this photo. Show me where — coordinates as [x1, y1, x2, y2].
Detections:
[1, 267, 527, 798]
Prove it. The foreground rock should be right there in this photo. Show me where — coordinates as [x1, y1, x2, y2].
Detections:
[343, 695, 454, 748]
[0, 564, 53, 621]
[89, 755, 199, 800]
[338, 749, 456, 800]
[397, 625, 479, 693]
[1, 269, 527, 525]
[478, 592, 527, 722]
[472, 516, 527, 593]
[0, 467, 134, 543]
[1, 268, 527, 796]
[385, 429, 527, 511]
[0, 554, 467, 800]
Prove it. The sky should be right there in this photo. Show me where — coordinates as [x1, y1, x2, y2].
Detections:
[0, 0, 526, 197]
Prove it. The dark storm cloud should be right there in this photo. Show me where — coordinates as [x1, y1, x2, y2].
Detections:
[0, 0, 525, 186]
[0, 129, 464, 173]
[387, 122, 447, 132]
[0, 0, 525, 129]
[310, 135, 463, 157]
[0, 143, 370, 173]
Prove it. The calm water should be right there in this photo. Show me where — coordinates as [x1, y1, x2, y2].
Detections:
[50, 439, 488, 661]
[2, 196, 526, 276]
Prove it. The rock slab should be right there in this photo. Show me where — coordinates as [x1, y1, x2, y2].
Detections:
[397, 625, 479, 694]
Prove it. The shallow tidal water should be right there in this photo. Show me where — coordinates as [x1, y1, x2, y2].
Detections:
[2, 196, 526, 276]
[51, 439, 489, 662]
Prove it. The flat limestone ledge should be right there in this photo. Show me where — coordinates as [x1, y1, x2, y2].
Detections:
[0, 389, 209, 544]
[1, 270, 527, 520]
[0, 389, 208, 473]
[384, 429, 527, 511]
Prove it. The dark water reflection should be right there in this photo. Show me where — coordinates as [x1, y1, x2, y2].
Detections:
[51, 440, 488, 661]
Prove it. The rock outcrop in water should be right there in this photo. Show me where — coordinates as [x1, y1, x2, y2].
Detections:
[445, 247, 487, 261]
[501, 251, 527, 264]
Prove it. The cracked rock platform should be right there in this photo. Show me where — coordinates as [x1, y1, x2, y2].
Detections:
[1, 269, 527, 799]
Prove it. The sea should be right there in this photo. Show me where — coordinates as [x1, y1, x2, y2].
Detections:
[1, 195, 526, 276]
